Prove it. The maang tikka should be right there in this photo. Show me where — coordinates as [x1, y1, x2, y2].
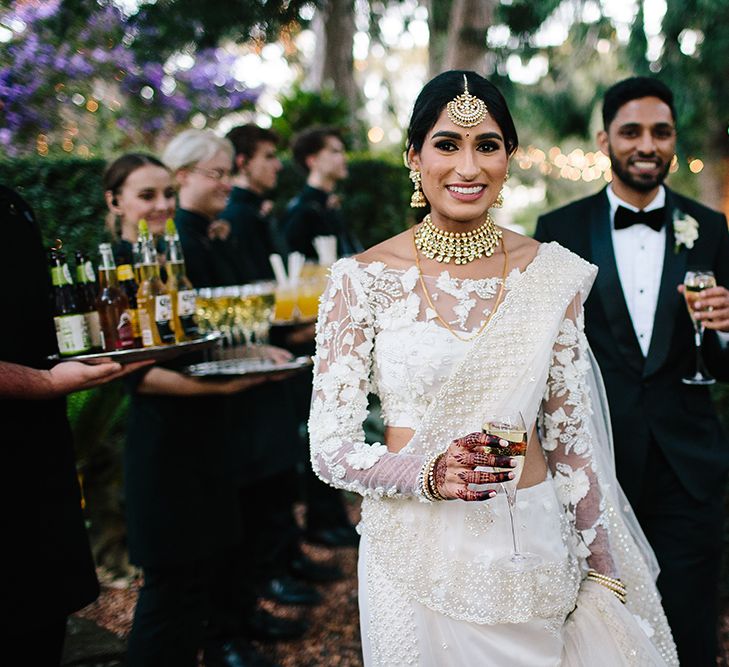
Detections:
[446, 74, 489, 127]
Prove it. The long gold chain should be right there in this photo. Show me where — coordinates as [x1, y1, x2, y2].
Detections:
[414, 213, 502, 265]
[413, 227, 509, 343]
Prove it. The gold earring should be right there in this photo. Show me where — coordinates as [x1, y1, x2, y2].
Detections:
[492, 172, 509, 208]
[410, 170, 427, 208]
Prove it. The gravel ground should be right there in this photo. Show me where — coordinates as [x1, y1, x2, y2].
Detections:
[75, 498, 729, 666]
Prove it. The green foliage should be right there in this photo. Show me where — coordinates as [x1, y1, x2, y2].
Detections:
[0, 158, 111, 254]
[271, 85, 363, 148]
[496, 0, 563, 37]
[67, 383, 130, 462]
[128, 0, 317, 58]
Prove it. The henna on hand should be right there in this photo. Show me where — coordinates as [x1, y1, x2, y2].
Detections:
[456, 488, 497, 502]
[458, 469, 515, 485]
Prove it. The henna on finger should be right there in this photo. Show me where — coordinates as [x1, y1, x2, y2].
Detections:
[458, 469, 515, 484]
[456, 487, 497, 502]
[459, 451, 517, 468]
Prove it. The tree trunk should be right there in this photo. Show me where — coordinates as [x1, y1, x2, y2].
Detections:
[306, 0, 357, 105]
[442, 0, 495, 73]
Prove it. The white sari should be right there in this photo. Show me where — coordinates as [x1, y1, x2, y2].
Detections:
[309, 242, 677, 666]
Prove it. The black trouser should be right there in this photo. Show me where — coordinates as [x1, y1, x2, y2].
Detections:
[126, 560, 214, 667]
[8, 616, 67, 666]
[634, 443, 725, 667]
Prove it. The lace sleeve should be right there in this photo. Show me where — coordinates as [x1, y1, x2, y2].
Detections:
[308, 260, 426, 498]
[540, 296, 617, 577]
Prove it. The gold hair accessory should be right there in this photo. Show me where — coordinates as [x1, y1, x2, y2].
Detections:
[409, 169, 427, 208]
[447, 74, 489, 128]
[414, 213, 502, 264]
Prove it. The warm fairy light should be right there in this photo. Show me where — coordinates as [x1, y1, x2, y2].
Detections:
[78, 145, 90, 157]
[670, 155, 679, 173]
[86, 99, 99, 112]
[62, 139, 74, 152]
[689, 158, 704, 173]
[368, 126, 385, 143]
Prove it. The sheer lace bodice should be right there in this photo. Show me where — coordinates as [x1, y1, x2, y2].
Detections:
[309, 245, 611, 575]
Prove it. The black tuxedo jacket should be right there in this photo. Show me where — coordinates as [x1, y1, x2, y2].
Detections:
[535, 187, 729, 504]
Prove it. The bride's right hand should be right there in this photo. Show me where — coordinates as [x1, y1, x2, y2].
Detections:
[434, 432, 516, 501]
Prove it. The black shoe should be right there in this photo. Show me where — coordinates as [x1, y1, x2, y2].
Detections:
[240, 609, 308, 642]
[289, 554, 343, 583]
[305, 525, 360, 548]
[264, 575, 322, 606]
[204, 637, 280, 667]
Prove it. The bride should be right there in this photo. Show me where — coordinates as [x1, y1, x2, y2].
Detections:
[308, 70, 678, 666]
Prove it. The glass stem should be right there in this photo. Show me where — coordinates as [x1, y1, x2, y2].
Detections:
[503, 484, 521, 555]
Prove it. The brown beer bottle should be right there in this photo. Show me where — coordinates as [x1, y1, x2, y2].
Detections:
[117, 263, 144, 348]
[97, 243, 135, 351]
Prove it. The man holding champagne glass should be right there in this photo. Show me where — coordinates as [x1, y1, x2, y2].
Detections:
[536, 76, 729, 664]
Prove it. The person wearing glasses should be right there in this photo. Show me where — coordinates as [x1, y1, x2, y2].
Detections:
[163, 129, 309, 664]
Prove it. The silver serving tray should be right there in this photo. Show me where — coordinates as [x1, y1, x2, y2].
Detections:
[183, 354, 313, 377]
[47, 332, 221, 365]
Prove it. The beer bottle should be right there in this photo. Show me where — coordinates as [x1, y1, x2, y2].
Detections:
[136, 219, 176, 346]
[117, 262, 144, 348]
[49, 248, 91, 356]
[165, 218, 199, 340]
[97, 243, 135, 351]
[74, 251, 103, 352]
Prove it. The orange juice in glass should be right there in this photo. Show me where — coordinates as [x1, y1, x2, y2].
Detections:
[297, 278, 321, 319]
[274, 286, 298, 321]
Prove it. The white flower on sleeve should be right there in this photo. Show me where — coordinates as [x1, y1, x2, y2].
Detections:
[346, 441, 388, 470]
[401, 266, 419, 291]
[553, 463, 590, 506]
[673, 210, 699, 253]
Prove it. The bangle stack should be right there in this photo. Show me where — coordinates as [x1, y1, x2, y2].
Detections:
[419, 453, 446, 501]
[586, 570, 627, 604]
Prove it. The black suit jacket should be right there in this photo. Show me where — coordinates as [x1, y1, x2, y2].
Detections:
[535, 187, 729, 504]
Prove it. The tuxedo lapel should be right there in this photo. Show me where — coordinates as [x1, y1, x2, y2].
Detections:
[643, 189, 687, 378]
[589, 190, 645, 375]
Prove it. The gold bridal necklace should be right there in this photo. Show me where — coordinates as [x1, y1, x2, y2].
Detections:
[413, 223, 509, 343]
[414, 213, 502, 265]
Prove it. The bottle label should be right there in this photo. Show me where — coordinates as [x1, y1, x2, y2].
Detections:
[177, 289, 199, 337]
[85, 261, 96, 283]
[84, 310, 103, 349]
[116, 310, 136, 349]
[139, 309, 155, 347]
[117, 264, 134, 281]
[155, 294, 176, 344]
[54, 314, 91, 355]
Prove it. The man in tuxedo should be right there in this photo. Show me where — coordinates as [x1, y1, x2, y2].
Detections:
[535, 76, 729, 665]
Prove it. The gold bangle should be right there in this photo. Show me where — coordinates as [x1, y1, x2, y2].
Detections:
[419, 458, 437, 501]
[586, 570, 627, 603]
[428, 453, 446, 500]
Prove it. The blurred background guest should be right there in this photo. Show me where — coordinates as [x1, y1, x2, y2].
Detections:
[103, 152, 287, 667]
[283, 126, 362, 260]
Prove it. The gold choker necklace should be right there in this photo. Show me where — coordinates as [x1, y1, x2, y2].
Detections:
[414, 214, 502, 265]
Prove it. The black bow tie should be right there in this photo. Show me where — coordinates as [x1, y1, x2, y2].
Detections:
[614, 206, 666, 232]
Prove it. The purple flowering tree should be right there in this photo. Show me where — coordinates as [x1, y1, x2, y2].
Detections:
[0, 0, 260, 157]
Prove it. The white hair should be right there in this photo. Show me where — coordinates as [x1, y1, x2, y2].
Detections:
[161, 128, 234, 172]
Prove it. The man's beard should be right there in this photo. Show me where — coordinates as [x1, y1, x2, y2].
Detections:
[608, 147, 671, 193]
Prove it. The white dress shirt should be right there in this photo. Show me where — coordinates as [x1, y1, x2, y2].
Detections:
[607, 185, 666, 356]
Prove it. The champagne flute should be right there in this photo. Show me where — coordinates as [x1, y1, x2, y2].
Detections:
[482, 410, 543, 571]
[682, 270, 716, 386]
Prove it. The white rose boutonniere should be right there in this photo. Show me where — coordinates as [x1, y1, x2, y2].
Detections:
[673, 210, 699, 253]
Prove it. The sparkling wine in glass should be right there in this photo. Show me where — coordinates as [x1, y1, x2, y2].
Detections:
[483, 410, 543, 571]
[682, 270, 716, 386]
